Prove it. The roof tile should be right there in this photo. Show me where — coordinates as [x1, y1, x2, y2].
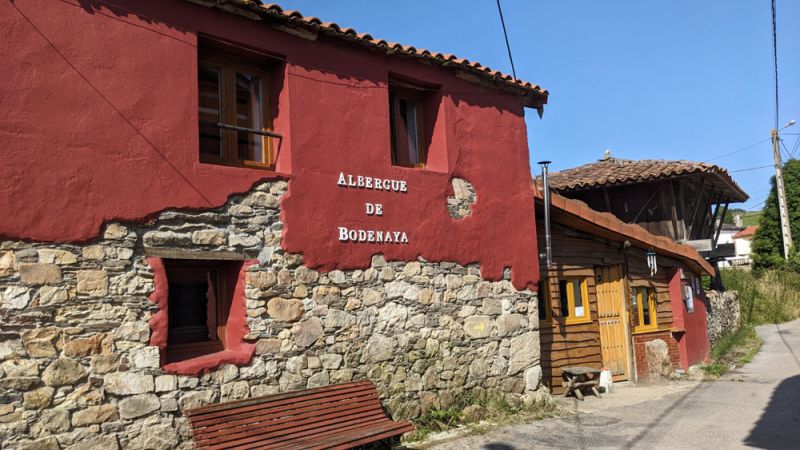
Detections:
[189, 1, 548, 109]
[548, 158, 748, 202]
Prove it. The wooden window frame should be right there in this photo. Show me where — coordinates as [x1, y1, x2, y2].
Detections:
[389, 84, 428, 169]
[633, 286, 658, 333]
[198, 50, 275, 169]
[164, 260, 232, 363]
[537, 279, 552, 324]
[558, 277, 592, 325]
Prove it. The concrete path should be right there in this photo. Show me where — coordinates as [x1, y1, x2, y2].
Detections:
[422, 319, 800, 449]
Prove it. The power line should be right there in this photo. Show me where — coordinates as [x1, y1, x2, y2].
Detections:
[495, 0, 518, 82]
[771, 0, 780, 130]
[780, 139, 793, 160]
[702, 137, 772, 163]
[729, 165, 773, 173]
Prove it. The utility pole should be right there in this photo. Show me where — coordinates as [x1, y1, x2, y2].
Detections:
[772, 127, 793, 259]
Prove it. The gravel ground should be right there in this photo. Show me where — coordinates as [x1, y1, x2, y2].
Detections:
[416, 318, 800, 450]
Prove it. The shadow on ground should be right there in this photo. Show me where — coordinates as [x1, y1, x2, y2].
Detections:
[744, 374, 800, 449]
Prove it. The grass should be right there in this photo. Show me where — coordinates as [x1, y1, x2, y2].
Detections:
[404, 389, 557, 443]
[722, 269, 800, 325]
[701, 324, 762, 378]
[700, 267, 800, 378]
[740, 211, 762, 227]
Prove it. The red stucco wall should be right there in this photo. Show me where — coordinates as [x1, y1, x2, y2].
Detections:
[669, 269, 710, 369]
[1, 0, 539, 288]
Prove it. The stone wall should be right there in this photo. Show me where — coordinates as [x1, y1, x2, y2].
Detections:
[705, 290, 741, 346]
[0, 181, 541, 449]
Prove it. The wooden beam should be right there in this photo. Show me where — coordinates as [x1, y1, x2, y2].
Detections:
[708, 198, 722, 243]
[713, 202, 729, 249]
[603, 188, 612, 213]
[685, 177, 707, 239]
[675, 180, 686, 241]
[668, 181, 681, 242]
[143, 248, 246, 260]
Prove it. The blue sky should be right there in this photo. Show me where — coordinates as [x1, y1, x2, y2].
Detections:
[278, 1, 800, 211]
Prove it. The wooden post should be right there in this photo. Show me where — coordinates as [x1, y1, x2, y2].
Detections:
[668, 181, 681, 242]
[686, 178, 707, 240]
[713, 202, 729, 249]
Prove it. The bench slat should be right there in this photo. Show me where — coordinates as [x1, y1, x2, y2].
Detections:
[188, 381, 374, 418]
[194, 398, 383, 442]
[187, 380, 413, 450]
[227, 417, 395, 450]
[195, 405, 386, 448]
[275, 421, 417, 450]
[191, 390, 380, 430]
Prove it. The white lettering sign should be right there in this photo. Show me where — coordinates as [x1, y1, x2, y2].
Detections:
[365, 203, 383, 216]
[337, 172, 408, 193]
[338, 226, 409, 244]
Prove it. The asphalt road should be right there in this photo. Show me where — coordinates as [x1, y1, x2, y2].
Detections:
[424, 318, 800, 450]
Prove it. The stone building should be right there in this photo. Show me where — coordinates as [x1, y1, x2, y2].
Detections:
[0, 1, 548, 448]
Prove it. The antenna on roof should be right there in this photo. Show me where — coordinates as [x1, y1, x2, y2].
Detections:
[601, 149, 612, 161]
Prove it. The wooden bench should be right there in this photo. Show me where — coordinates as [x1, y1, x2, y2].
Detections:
[186, 380, 415, 449]
[562, 366, 602, 401]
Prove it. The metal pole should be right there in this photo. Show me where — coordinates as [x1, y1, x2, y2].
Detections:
[772, 128, 793, 259]
[538, 161, 553, 270]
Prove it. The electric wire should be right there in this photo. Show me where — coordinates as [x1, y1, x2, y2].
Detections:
[701, 137, 771, 163]
[729, 165, 773, 173]
[771, 0, 780, 130]
[495, 0, 518, 82]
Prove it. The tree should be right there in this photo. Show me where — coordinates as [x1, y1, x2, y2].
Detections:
[752, 159, 800, 271]
[723, 207, 747, 225]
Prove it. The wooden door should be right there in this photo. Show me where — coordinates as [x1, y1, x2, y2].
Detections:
[595, 265, 630, 381]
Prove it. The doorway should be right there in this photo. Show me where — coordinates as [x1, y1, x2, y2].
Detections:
[595, 264, 631, 381]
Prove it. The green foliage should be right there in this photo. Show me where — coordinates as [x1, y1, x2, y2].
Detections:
[752, 159, 800, 271]
[702, 325, 760, 378]
[741, 211, 762, 227]
[722, 268, 800, 324]
[723, 208, 746, 225]
[406, 389, 555, 442]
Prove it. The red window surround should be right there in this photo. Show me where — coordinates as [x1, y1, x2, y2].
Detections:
[147, 257, 256, 375]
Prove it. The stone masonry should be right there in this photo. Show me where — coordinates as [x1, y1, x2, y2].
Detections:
[705, 290, 741, 346]
[0, 181, 541, 449]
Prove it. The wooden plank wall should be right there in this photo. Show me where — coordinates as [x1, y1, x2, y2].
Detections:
[537, 218, 681, 393]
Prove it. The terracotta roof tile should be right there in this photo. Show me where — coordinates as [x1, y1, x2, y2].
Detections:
[191, 1, 548, 109]
[533, 187, 714, 276]
[548, 158, 748, 202]
[733, 225, 758, 239]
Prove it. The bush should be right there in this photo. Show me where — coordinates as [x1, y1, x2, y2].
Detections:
[721, 268, 800, 325]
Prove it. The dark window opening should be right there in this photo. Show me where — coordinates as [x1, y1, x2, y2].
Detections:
[389, 84, 428, 167]
[537, 281, 550, 321]
[559, 280, 569, 317]
[164, 260, 239, 362]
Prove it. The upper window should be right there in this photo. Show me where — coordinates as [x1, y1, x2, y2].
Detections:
[389, 83, 428, 168]
[558, 278, 591, 324]
[198, 50, 274, 168]
[164, 259, 236, 362]
[633, 286, 658, 332]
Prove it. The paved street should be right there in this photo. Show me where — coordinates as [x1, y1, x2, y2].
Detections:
[424, 319, 800, 449]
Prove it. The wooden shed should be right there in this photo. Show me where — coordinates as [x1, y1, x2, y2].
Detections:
[534, 188, 714, 392]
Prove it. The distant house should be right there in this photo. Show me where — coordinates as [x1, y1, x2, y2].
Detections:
[727, 226, 758, 268]
[547, 157, 749, 251]
[534, 188, 713, 390]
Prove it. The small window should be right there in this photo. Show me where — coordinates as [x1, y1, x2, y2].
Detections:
[537, 280, 551, 322]
[558, 278, 590, 324]
[633, 286, 658, 332]
[164, 260, 236, 362]
[198, 50, 274, 168]
[389, 84, 427, 167]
